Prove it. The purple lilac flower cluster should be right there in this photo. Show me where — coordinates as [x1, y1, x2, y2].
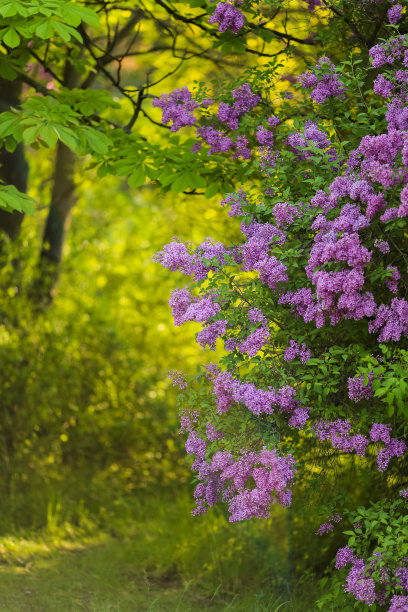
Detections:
[312, 418, 406, 470]
[287, 120, 337, 162]
[316, 513, 342, 535]
[335, 545, 408, 610]
[236, 307, 271, 356]
[220, 189, 248, 217]
[283, 339, 311, 363]
[348, 373, 374, 402]
[152, 87, 199, 132]
[185, 431, 296, 521]
[210, 369, 310, 429]
[298, 57, 345, 104]
[208, 0, 244, 34]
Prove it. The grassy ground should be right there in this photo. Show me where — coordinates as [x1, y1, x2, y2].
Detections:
[0, 489, 326, 612]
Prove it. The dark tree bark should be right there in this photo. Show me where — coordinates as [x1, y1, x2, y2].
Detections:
[0, 78, 29, 240]
[33, 62, 80, 303]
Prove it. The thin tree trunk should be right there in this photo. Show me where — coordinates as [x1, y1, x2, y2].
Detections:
[0, 78, 29, 240]
[33, 62, 80, 304]
[34, 141, 77, 302]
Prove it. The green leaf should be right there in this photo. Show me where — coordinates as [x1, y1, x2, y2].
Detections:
[39, 125, 58, 148]
[128, 167, 146, 188]
[53, 126, 79, 152]
[84, 128, 110, 155]
[3, 27, 20, 48]
[22, 125, 41, 144]
[171, 173, 191, 193]
[35, 19, 55, 40]
[205, 182, 219, 199]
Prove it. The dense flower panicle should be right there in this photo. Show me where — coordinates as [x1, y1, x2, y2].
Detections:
[268, 115, 280, 128]
[345, 561, 376, 606]
[284, 340, 311, 363]
[348, 373, 374, 402]
[248, 307, 267, 325]
[184, 295, 221, 323]
[186, 434, 296, 521]
[232, 83, 260, 115]
[196, 126, 234, 154]
[386, 267, 400, 294]
[336, 546, 356, 569]
[168, 288, 192, 326]
[377, 438, 406, 471]
[233, 135, 251, 160]
[256, 255, 288, 290]
[237, 326, 271, 356]
[388, 595, 408, 612]
[208, 1, 245, 33]
[400, 489, 408, 499]
[288, 407, 310, 429]
[287, 121, 337, 161]
[374, 74, 395, 98]
[272, 202, 299, 227]
[240, 221, 286, 271]
[153, 240, 194, 274]
[369, 298, 408, 342]
[374, 239, 390, 253]
[388, 5, 403, 25]
[256, 126, 274, 147]
[370, 423, 391, 444]
[298, 57, 345, 104]
[395, 567, 408, 590]
[152, 87, 199, 131]
[369, 36, 408, 69]
[197, 320, 228, 349]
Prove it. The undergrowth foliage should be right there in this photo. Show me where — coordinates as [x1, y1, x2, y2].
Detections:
[154, 1, 408, 609]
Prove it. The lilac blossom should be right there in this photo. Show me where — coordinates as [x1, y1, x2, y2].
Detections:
[168, 370, 188, 389]
[152, 87, 199, 131]
[208, 1, 245, 34]
[221, 189, 247, 217]
[336, 546, 356, 569]
[388, 5, 403, 25]
[298, 57, 345, 104]
[348, 373, 374, 402]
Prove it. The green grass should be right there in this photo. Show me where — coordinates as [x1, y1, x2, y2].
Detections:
[0, 489, 325, 612]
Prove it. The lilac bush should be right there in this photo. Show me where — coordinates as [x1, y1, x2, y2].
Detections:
[154, 2, 408, 609]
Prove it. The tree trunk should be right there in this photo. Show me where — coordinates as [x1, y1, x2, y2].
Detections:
[33, 141, 77, 303]
[33, 62, 80, 304]
[0, 78, 29, 240]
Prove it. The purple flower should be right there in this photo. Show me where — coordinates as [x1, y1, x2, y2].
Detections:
[206, 422, 224, 441]
[152, 87, 199, 131]
[348, 373, 374, 402]
[168, 370, 187, 389]
[335, 546, 356, 569]
[388, 5, 403, 25]
[209, 1, 245, 34]
[197, 320, 228, 349]
[316, 522, 333, 535]
[370, 423, 391, 444]
[389, 595, 408, 612]
[373, 74, 395, 98]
